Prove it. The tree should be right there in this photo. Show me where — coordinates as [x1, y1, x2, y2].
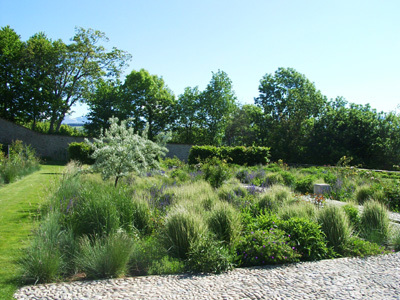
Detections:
[224, 104, 264, 146]
[0, 26, 24, 122]
[85, 79, 127, 136]
[22, 32, 64, 130]
[172, 86, 204, 144]
[255, 67, 327, 162]
[85, 117, 169, 187]
[48, 27, 131, 133]
[122, 69, 176, 140]
[198, 70, 237, 145]
[0, 27, 131, 133]
[309, 98, 398, 169]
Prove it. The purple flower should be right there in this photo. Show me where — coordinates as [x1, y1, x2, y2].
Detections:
[263, 245, 265, 248]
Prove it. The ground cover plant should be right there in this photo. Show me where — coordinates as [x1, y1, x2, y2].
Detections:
[18, 157, 400, 286]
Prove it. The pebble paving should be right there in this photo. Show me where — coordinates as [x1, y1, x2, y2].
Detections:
[14, 252, 400, 300]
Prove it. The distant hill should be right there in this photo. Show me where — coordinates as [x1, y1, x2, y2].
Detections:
[62, 116, 88, 126]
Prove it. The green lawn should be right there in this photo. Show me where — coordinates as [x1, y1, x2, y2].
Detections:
[0, 164, 65, 299]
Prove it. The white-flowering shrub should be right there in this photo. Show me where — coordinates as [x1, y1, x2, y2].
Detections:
[85, 117, 168, 186]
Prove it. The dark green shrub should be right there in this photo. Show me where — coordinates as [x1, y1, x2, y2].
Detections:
[280, 171, 296, 187]
[188, 145, 270, 166]
[279, 217, 335, 261]
[67, 142, 94, 165]
[295, 175, 315, 194]
[342, 204, 361, 232]
[343, 237, 391, 257]
[202, 157, 231, 189]
[236, 229, 300, 267]
[186, 236, 234, 274]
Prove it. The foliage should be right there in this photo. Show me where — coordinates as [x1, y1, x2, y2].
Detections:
[188, 145, 270, 166]
[75, 232, 134, 279]
[236, 229, 301, 267]
[207, 202, 242, 247]
[342, 204, 361, 233]
[201, 157, 231, 189]
[342, 237, 391, 257]
[0, 140, 40, 184]
[0, 26, 131, 132]
[67, 142, 95, 165]
[85, 117, 169, 186]
[173, 70, 237, 145]
[20, 213, 65, 284]
[255, 67, 327, 162]
[294, 175, 316, 194]
[162, 207, 206, 259]
[129, 236, 169, 276]
[317, 205, 353, 254]
[85, 79, 127, 136]
[186, 235, 234, 274]
[122, 69, 176, 140]
[360, 200, 390, 245]
[278, 217, 335, 261]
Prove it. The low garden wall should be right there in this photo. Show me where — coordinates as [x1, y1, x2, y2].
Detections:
[0, 118, 192, 162]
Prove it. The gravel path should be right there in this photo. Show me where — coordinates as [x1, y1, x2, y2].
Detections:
[14, 252, 400, 300]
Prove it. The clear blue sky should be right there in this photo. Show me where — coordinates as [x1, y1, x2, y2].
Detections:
[1, 0, 399, 118]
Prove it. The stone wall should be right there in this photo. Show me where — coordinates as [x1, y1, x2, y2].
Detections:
[0, 118, 192, 162]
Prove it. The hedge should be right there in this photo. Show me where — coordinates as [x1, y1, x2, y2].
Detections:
[188, 146, 270, 166]
[68, 142, 95, 165]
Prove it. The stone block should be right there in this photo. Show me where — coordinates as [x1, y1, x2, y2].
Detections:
[314, 184, 331, 195]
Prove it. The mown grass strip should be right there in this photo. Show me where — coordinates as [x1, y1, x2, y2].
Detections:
[0, 164, 64, 300]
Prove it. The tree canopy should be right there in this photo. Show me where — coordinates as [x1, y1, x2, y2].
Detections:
[0, 26, 131, 132]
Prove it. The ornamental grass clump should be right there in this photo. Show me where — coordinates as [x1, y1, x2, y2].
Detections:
[75, 231, 134, 279]
[163, 206, 207, 259]
[317, 205, 353, 254]
[360, 200, 390, 245]
[20, 212, 71, 284]
[207, 202, 242, 247]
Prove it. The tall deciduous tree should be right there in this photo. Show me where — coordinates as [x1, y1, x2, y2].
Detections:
[122, 69, 176, 140]
[199, 70, 237, 145]
[0, 26, 24, 122]
[0, 26, 131, 133]
[85, 79, 127, 136]
[224, 104, 265, 146]
[255, 67, 327, 161]
[48, 27, 131, 133]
